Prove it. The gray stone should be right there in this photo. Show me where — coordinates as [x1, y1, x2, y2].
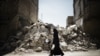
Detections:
[35, 47, 42, 52]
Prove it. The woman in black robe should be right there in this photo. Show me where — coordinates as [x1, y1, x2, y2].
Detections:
[49, 28, 64, 56]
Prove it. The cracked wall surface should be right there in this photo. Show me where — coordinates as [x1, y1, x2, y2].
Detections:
[0, 0, 38, 44]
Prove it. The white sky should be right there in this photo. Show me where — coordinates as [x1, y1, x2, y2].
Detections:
[39, 0, 73, 27]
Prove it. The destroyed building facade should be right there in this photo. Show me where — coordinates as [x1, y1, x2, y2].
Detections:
[73, 0, 100, 48]
[0, 0, 38, 41]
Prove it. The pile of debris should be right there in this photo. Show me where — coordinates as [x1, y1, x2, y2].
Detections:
[0, 21, 96, 53]
[13, 21, 53, 53]
[61, 24, 96, 51]
[12, 21, 68, 53]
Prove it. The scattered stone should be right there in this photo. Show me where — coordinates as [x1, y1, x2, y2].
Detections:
[60, 41, 67, 51]
[35, 47, 42, 52]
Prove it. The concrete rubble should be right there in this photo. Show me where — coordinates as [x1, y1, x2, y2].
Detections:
[0, 21, 96, 53]
[62, 24, 96, 51]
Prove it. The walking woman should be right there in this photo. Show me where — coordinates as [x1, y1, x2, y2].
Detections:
[49, 28, 64, 56]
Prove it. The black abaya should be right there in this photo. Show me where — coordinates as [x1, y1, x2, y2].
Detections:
[50, 28, 64, 56]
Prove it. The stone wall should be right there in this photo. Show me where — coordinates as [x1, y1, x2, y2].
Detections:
[18, 0, 38, 23]
[73, 0, 84, 28]
[0, 0, 38, 42]
[83, 1, 100, 47]
[0, 0, 19, 41]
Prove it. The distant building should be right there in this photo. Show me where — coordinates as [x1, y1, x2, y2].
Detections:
[66, 16, 74, 27]
[73, 0, 100, 47]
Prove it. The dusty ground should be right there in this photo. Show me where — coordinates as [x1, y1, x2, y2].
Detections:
[4, 50, 100, 56]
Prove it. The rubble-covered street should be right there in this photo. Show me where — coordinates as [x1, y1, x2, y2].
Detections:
[0, 20, 97, 56]
[0, 0, 100, 56]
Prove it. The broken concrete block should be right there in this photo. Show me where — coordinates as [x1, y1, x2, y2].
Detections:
[35, 47, 42, 52]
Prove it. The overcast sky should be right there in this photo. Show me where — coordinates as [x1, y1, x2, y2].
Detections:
[39, 0, 73, 27]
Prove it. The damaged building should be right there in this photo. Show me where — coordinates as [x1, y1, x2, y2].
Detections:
[73, 0, 100, 48]
[0, 0, 38, 42]
[0, 0, 38, 54]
